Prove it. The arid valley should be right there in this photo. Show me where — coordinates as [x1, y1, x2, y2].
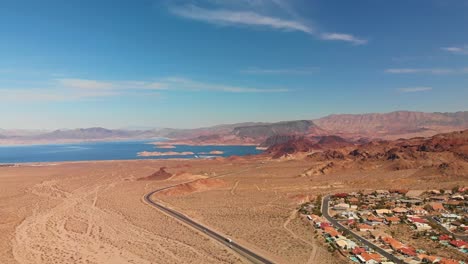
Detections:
[2, 2, 468, 262]
[1, 127, 467, 263]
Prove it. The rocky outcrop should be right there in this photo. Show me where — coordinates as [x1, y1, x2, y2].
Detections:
[138, 167, 173, 181]
[265, 137, 317, 159]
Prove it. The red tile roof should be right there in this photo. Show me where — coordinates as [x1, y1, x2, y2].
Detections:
[398, 247, 416, 256]
[450, 240, 468, 248]
[408, 217, 428, 224]
[323, 226, 340, 237]
[360, 252, 382, 262]
[352, 247, 366, 255]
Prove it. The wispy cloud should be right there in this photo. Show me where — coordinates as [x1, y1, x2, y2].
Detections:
[57, 78, 167, 90]
[398, 87, 432, 93]
[441, 45, 468, 55]
[241, 67, 319, 75]
[57, 78, 114, 89]
[171, 5, 315, 33]
[385, 68, 467, 75]
[0, 88, 121, 102]
[163, 77, 289, 93]
[320, 33, 367, 45]
[170, 4, 367, 45]
[0, 76, 288, 102]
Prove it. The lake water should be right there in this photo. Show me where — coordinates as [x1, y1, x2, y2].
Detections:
[0, 140, 262, 164]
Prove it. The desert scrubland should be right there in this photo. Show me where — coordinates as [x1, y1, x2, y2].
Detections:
[1, 152, 466, 264]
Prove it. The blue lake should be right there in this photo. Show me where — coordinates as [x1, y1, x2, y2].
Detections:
[0, 141, 262, 163]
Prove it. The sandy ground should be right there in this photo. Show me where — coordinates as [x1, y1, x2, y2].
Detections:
[1, 157, 465, 264]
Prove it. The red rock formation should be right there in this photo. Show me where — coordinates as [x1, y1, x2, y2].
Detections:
[137, 167, 173, 181]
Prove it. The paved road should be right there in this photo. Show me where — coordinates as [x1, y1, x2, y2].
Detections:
[143, 165, 274, 264]
[426, 216, 468, 242]
[321, 195, 404, 264]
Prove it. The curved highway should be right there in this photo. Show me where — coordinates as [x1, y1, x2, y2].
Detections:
[321, 195, 404, 264]
[143, 165, 274, 264]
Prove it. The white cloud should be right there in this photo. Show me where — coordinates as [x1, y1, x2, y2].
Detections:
[320, 33, 367, 45]
[0, 88, 120, 102]
[57, 79, 167, 91]
[171, 5, 315, 34]
[441, 45, 468, 55]
[170, 4, 366, 45]
[163, 77, 288, 93]
[385, 68, 466, 75]
[0, 76, 288, 102]
[398, 87, 432, 93]
[242, 67, 319, 75]
[57, 78, 114, 89]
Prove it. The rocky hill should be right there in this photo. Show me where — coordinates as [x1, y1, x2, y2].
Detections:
[2, 110, 467, 145]
[264, 135, 352, 158]
[30, 127, 139, 140]
[314, 111, 468, 139]
[305, 129, 468, 176]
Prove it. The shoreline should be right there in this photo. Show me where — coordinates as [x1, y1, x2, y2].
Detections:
[0, 138, 167, 147]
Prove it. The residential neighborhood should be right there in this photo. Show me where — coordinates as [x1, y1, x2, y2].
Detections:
[302, 187, 468, 264]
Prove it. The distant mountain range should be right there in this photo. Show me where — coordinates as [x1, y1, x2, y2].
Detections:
[1, 111, 467, 145]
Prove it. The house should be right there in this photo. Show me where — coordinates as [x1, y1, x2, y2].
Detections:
[439, 234, 451, 241]
[333, 203, 350, 210]
[323, 226, 340, 238]
[370, 230, 389, 240]
[335, 237, 357, 250]
[392, 207, 408, 214]
[349, 197, 360, 205]
[382, 237, 404, 250]
[417, 254, 439, 263]
[430, 196, 447, 202]
[411, 206, 428, 215]
[398, 247, 416, 257]
[359, 252, 382, 263]
[352, 247, 366, 255]
[334, 193, 348, 198]
[449, 239, 468, 249]
[356, 224, 373, 232]
[439, 259, 460, 264]
[375, 190, 389, 195]
[450, 194, 464, 200]
[367, 215, 385, 225]
[375, 209, 392, 215]
[385, 216, 401, 224]
[399, 199, 423, 206]
[408, 217, 432, 231]
[430, 202, 446, 212]
[441, 213, 460, 219]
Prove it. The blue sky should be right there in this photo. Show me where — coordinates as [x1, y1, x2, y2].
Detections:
[1, 0, 467, 129]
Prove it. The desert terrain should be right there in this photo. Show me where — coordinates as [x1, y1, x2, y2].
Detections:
[1, 137, 466, 264]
